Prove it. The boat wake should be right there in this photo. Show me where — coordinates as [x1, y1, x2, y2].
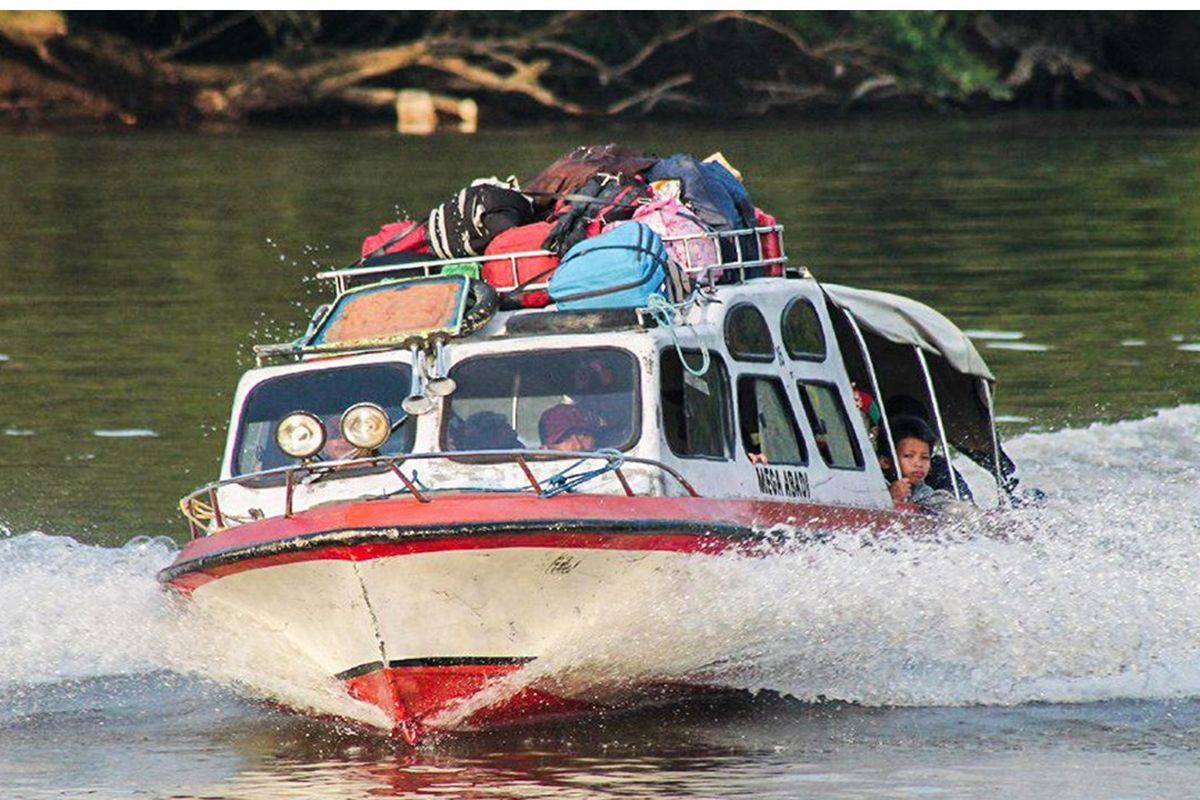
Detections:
[3, 405, 1200, 728]
[0, 533, 387, 728]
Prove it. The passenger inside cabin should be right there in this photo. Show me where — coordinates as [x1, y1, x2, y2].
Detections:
[878, 415, 956, 511]
[884, 395, 974, 501]
[322, 415, 358, 460]
[746, 432, 768, 465]
[570, 357, 631, 448]
[448, 411, 524, 451]
[851, 382, 882, 450]
[538, 404, 601, 452]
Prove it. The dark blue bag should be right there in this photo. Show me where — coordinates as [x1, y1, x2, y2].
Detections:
[548, 222, 668, 310]
[646, 154, 755, 232]
[646, 154, 759, 266]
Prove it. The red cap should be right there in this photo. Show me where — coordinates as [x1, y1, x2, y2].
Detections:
[539, 404, 600, 446]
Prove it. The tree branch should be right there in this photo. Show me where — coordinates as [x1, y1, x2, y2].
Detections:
[606, 72, 694, 114]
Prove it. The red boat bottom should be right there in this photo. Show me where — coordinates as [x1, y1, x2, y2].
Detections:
[343, 660, 598, 740]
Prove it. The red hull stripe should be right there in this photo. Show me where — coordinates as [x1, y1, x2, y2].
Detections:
[343, 662, 601, 733]
[159, 517, 774, 584]
[336, 656, 534, 681]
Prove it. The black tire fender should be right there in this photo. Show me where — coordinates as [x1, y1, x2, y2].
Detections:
[461, 279, 499, 334]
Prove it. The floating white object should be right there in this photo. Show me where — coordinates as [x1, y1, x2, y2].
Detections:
[396, 89, 435, 135]
[964, 329, 1025, 341]
[985, 342, 1051, 352]
[93, 429, 159, 438]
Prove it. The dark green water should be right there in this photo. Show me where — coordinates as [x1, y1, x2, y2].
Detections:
[5, 111, 1200, 798]
[1, 115, 1199, 543]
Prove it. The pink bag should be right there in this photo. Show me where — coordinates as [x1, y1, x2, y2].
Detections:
[610, 196, 721, 282]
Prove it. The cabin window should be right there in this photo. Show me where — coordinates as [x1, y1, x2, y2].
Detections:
[797, 382, 864, 469]
[660, 349, 732, 460]
[736, 376, 807, 465]
[443, 348, 639, 452]
[782, 297, 826, 360]
[724, 304, 775, 362]
[234, 363, 415, 476]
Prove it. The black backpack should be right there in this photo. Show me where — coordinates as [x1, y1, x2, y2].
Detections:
[541, 173, 652, 255]
[428, 179, 535, 259]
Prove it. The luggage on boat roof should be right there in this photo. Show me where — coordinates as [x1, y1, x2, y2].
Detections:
[548, 222, 675, 311]
[542, 172, 652, 255]
[523, 143, 659, 214]
[353, 143, 779, 312]
[427, 176, 535, 259]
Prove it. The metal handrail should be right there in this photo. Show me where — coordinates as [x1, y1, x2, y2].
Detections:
[315, 224, 795, 295]
[179, 449, 700, 538]
[251, 225, 802, 364]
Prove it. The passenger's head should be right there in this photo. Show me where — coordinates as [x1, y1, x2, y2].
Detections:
[454, 411, 522, 451]
[323, 414, 356, 459]
[572, 358, 615, 394]
[880, 415, 936, 485]
[852, 382, 881, 445]
[539, 404, 600, 452]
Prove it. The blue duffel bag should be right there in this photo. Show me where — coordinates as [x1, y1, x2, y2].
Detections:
[548, 222, 669, 310]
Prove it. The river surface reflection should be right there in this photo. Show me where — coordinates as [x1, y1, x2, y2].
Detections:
[0, 114, 1198, 541]
[2, 114, 1200, 797]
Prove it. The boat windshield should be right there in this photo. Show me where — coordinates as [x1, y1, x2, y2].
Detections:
[443, 348, 639, 453]
[233, 363, 415, 475]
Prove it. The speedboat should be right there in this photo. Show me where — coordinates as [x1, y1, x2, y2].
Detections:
[159, 216, 1010, 742]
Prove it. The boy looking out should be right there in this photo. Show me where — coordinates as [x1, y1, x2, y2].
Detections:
[879, 415, 941, 507]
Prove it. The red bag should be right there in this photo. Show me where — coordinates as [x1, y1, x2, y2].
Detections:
[755, 208, 783, 277]
[482, 221, 559, 308]
[360, 220, 431, 259]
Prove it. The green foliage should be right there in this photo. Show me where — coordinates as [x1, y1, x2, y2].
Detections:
[851, 11, 1011, 102]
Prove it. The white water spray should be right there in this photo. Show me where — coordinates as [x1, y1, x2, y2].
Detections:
[2, 406, 1199, 730]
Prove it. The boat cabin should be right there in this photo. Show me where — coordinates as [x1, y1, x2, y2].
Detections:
[182, 226, 1004, 535]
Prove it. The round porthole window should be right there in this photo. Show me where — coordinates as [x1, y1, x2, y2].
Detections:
[724, 304, 774, 362]
[782, 297, 826, 360]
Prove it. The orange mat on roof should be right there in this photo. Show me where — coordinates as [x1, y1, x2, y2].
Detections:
[318, 280, 463, 345]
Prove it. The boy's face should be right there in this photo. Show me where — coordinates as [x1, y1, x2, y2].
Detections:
[895, 436, 932, 484]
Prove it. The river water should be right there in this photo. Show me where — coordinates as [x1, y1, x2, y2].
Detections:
[2, 114, 1200, 797]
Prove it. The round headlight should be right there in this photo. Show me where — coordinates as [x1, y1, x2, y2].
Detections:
[341, 403, 391, 451]
[276, 412, 325, 459]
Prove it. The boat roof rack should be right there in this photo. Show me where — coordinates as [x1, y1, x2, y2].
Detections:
[315, 224, 804, 294]
[254, 224, 807, 365]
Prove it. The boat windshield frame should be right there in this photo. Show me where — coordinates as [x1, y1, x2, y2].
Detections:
[439, 345, 643, 459]
[230, 359, 417, 484]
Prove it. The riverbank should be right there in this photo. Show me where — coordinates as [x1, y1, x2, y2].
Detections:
[3, 11, 1196, 131]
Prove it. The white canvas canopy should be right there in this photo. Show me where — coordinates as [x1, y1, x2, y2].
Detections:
[822, 284, 993, 382]
[822, 280, 1016, 501]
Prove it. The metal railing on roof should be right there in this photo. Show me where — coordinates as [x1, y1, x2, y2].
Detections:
[251, 225, 806, 365]
[315, 224, 801, 295]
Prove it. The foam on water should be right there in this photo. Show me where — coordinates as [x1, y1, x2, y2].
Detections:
[437, 405, 1200, 724]
[0, 532, 387, 728]
[2, 406, 1199, 731]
